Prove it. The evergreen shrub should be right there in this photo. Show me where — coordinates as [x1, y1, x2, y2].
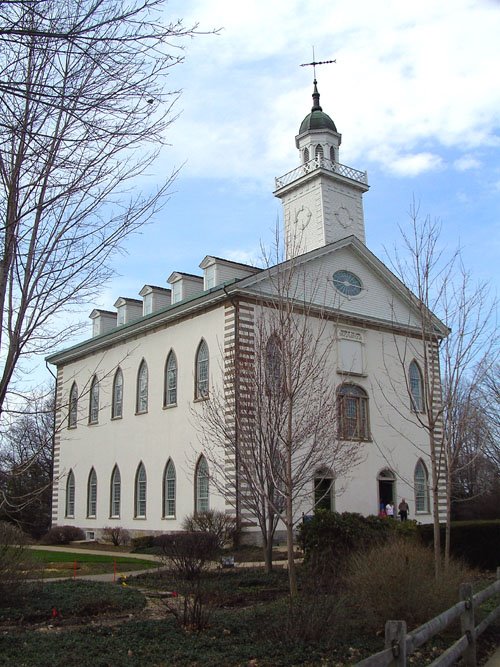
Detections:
[298, 511, 394, 581]
[418, 520, 500, 569]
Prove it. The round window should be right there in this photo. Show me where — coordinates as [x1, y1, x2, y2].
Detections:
[332, 270, 362, 297]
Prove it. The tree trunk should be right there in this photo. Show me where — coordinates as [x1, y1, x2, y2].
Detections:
[263, 538, 273, 574]
[429, 429, 442, 579]
[444, 462, 452, 570]
[286, 519, 297, 597]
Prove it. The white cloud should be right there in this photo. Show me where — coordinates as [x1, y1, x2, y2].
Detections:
[161, 0, 500, 182]
[453, 156, 481, 171]
[387, 152, 443, 176]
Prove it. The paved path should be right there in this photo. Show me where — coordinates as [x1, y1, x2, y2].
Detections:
[29, 544, 161, 561]
[485, 646, 500, 667]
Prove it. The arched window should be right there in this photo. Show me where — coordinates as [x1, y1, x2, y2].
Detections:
[135, 462, 147, 518]
[195, 340, 209, 399]
[314, 469, 335, 512]
[163, 459, 176, 518]
[330, 146, 335, 163]
[89, 375, 99, 424]
[315, 144, 324, 160]
[414, 460, 430, 513]
[136, 360, 148, 413]
[303, 147, 309, 164]
[87, 468, 97, 518]
[110, 466, 121, 518]
[337, 384, 370, 440]
[195, 455, 209, 513]
[68, 382, 78, 428]
[265, 335, 282, 392]
[409, 361, 424, 412]
[66, 469, 75, 517]
[164, 351, 178, 407]
[112, 368, 123, 419]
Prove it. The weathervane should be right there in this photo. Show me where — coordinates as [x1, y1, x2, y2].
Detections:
[300, 47, 336, 79]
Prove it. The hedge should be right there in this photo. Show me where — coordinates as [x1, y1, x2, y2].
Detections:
[417, 520, 500, 569]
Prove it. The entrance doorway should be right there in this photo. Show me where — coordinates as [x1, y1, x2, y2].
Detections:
[377, 468, 396, 512]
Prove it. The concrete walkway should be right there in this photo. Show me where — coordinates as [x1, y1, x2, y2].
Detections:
[29, 544, 162, 561]
[485, 647, 500, 667]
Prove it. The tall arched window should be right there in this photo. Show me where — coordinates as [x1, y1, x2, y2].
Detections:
[330, 146, 335, 163]
[136, 360, 148, 413]
[195, 340, 209, 399]
[414, 459, 430, 513]
[409, 361, 424, 412]
[163, 459, 176, 518]
[66, 470, 75, 517]
[303, 147, 310, 164]
[87, 468, 97, 518]
[315, 144, 324, 160]
[68, 382, 78, 428]
[89, 375, 99, 424]
[195, 455, 209, 513]
[337, 384, 370, 440]
[110, 466, 121, 518]
[265, 335, 282, 392]
[135, 462, 147, 518]
[112, 368, 123, 419]
[164, 351, 178, 407]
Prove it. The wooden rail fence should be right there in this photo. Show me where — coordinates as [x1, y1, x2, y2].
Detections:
[356, 567, 500, 667]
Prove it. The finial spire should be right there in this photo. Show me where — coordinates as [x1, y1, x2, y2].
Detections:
[311, 79, 322, 111]
[300, 48, 336, 112]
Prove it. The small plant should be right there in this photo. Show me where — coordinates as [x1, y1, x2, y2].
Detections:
[182, 510, 237, 549]
[163, 578, 211, 631]
[41, 525, 85, 545]
[158, 531, 220, 580]
[101, 526, 130, 546]
[0, 521, 40, 601]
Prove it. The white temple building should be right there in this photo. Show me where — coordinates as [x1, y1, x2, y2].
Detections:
[47, 80, 446, 541]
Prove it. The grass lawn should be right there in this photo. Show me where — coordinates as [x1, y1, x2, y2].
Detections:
[30, 548, 158, 577]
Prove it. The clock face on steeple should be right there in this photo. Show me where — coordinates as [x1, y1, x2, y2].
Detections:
[332, 270, 362, 296]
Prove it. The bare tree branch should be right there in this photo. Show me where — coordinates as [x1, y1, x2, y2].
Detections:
[0, 0, 213, 415]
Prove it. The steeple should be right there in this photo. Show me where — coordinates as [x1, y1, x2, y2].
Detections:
[274, 78, 369, 258]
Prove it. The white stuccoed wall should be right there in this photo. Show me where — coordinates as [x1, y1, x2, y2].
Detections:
[54, 304, 227, 535]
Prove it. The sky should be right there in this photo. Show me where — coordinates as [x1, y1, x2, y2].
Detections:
[40, 0, 500, 384]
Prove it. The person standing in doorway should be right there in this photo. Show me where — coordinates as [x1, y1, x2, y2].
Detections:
[398, 498, 409, 521]
[386, 502, 394, 518]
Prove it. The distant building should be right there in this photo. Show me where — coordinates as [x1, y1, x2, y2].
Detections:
[47, 80, 446, 541]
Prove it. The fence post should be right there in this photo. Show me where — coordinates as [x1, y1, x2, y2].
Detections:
[460, 582, 476, 667]
[385, 620, 407, 667]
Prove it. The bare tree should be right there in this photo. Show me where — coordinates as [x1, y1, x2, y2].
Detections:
[451, 364, 500, 519]
[196, 240, 361, 595]
[0, 0, 209, 415]
[0, 390, 54, 536]
[386, 202, 497, 573]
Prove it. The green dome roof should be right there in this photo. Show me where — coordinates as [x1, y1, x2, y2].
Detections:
[299, 110, 337, 134]
[299, 79, 337, 134]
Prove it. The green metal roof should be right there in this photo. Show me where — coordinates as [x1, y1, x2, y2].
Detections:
[299, 109, 337, 134]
